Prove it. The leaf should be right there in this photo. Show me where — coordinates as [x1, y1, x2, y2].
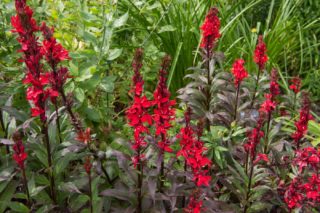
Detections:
[113, 12, 129, 28]
[100, 76, 117, 93]
[100, 189, 132, 201]
[75, 88, 85, 102]
[107, 48, 122, 61]
[9, 202, 29, 213]
[0, 181, 18, 212]
[76, 66, 95, 82]
[158, 25, 176, 33]
[60, 182, 81, 194]
[0, 139, 14, 145]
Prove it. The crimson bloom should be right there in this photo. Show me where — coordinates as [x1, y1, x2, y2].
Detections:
[260, 94, 276, 114]
[13, 139, 27, 169]
[153, 55, 176, 152]
[126, 49, 152, 167]
[254, 35, 268, 70]
[291, 93, 312, 147]
[76, 128, 91, 144]
[200, 7, 221, 50]
[84, 156, 92, 174]
[270, 68, 280, 98]
[231, 59, 248, 88]
[289, 76, 302, 94]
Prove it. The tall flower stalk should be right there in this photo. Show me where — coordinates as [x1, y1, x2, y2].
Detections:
[250, 35, 268, 108]
[231, 59, 248, 121]
[11, 0, 57, 203]
[126, 48, 152, 213]
[200, 7, 221, 129]
[261, 69, 280, 153]
[177, 108, 212, 211]
[289, 76, 302, 112]
[153, 55, 175, 191]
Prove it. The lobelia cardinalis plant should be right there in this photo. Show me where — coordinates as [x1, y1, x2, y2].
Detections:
[11, 0, 58, 203]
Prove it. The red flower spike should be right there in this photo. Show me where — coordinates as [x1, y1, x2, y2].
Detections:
[254, 35, 268, 70]
[291, 93, 312, 146]
[13, 139, 27, 169]
[260, 94, 276, 114]
[126, 49, 152, 166]
[184, 190, 203, 213]
[200, 8, 221, 50]
[177, 108, 212, 188]
[11, 0, 50, 121]
[289, 76, 302, 94]
[153, 55, 176, 152]
[270, 68, 280, 98]
[76, 128, 91, 144]
[231, 59, 248, 88]
[254, 153, 269, 164]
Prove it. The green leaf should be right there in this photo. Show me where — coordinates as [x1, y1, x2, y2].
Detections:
[107, 48, 122, 61]
[75, 88, 85, 102]
[100, 76, 117, 93]
[76, 66, 95, 82]
[9, 202, 29, 213]
[158, 25, 176, 34]
[113, 12, 129, 28]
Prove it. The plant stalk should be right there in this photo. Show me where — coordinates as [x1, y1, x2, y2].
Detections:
[54, 103, 63, 144]
[263, 112, 272, 154]
[22, 168, 31, 208]
[42, 123, 57, 204]
[233, 84, 241, 121]
[243, 156, 255, 213]
[88, 171, 93, 213]
[250, 69, 261, 108]
[137, 147, 143, 213]
[205, 45, 212, 130]
[0, 110, 9, 154]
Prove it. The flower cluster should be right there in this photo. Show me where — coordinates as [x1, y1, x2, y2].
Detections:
[284, 147, 320, 209]
[253, 35, 268, 70]
[184, 189, 203, 213]
[126, 49, 152, 167]
[289, 76, 302, 94]
[260, 94, 276, 114]
[153, 55, 176, 152]
[76, 128, 91, 144]
[244, 113, 265, 159]
[12, 0, 57, 121]
[40, 22, 71, 102]
[231, 59, 248, 88]
[291, 93, 312, 146]
[13, 138, 27, 169]
[200, 7, 221, 50]
[269, 68, 280, 98]
[177, 108, 212, 187]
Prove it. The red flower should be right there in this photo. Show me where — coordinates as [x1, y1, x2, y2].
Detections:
[185, 191, 203, 213]
[76, 128, 91, 144]
[200, 8, 221, 50]
[177, 108, 212, 187]
[126, 49, 152, 166]
[254, 35, 268, 70]
[260, 94, 276, 114]
[289, 76, 302, 94]
[13, 139, 27, 169]
[291, 93, 312, 146]
[270, 68, 280, 98]
[244, 112, 265, 159]
[153, 55, 176, 152]
[231, 59, 248, 88]
[254, 153, 269, 164]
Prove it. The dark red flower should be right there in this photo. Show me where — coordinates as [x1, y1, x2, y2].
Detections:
[254, 153, 269, 164]
[126, 49, 152, 167]
[200, 8, 221, 50]
[289, 76, 302, 94]
[177, 108, 212, 187]
[270, 68, 280, 98]
[254, 35, 268, 70]
[76, 128, 91, 144]
[291, 93, 312, 146]
[153, 55, 176, 152]
[13, 139, 27, 169]
[260, 94, 276, 114]
[231, 59, 248, 88]
[185, 190, 203, 213]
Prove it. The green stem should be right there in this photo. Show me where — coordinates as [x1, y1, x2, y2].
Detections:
[22, 168, 31, 208]
[42, 123, 57, 204]
[263, 112, 272, 154]
[250, 69, 261, 108]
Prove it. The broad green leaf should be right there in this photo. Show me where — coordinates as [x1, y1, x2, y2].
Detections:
[9, 202, 29, 213]
[113, 12, 129, 28]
